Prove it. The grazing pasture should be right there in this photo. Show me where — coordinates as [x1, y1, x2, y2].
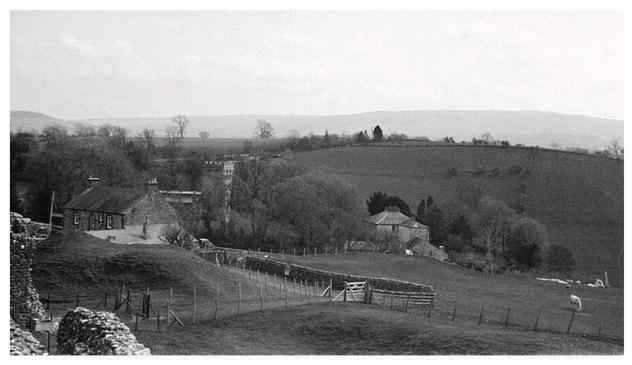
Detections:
[274, 252, 623, 339]
[135, 302, 622, 355]
[291, 144, 624, 285]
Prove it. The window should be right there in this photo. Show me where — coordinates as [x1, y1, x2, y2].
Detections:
[106, 215, 112, 229]
[73, 211, 79, 225]
[98, 213, 103, 222]
[392, 225, 396, 232]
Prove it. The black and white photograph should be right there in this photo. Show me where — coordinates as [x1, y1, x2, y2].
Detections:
[6, 2, 628, 358]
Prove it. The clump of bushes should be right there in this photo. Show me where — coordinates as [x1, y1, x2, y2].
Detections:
[545, 244, 576, 276]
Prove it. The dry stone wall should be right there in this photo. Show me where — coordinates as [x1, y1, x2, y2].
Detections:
[57, 307, 151, 355]
[10, 232, 45, 329]
[10, 319, 46, 355]
[245, 256, 435, 293]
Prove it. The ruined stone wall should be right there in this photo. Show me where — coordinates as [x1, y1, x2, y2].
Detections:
[10, 319, 46, 355]
[10, 232, 45, 329]
[56, 308, 151, 355]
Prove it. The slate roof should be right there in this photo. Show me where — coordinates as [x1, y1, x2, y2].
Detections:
[364, 209, 411, 225]
[63, 186, 146, 214]
[364, 209, 428, 229]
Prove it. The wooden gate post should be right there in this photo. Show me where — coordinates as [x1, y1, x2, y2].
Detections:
[404, 296, 410, 312]
[329, 278, 333, 301]
[343, 282, 348, 302]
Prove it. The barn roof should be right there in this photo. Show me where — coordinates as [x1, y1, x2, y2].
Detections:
[63, 186, 146, 214]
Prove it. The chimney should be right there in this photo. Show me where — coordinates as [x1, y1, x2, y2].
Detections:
[144, 178, 158, 194]
[87, 176, 101, 189]
[385, 206, 400, 213]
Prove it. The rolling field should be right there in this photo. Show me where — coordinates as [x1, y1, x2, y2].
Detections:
[134, 302, 622, 355]
[272, 252, 624, 340]
[291, 144, 624, 285]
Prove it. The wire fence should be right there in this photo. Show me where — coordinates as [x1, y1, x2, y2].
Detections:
[40, 257, 622, 351]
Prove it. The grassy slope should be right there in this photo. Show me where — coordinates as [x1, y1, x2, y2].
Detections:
[272, 252, 623, 339]
[32, 230, 262, 302]
[291, 144, 624, 285]
[135, 302, 622, 355]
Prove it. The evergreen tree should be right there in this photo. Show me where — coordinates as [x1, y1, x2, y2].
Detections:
[427, 196, 434, 208]
[324, 130, 330, 145]
[372, 125, 383, 142]
[366, 191, 388, 215]
[416, 199, 426, 221]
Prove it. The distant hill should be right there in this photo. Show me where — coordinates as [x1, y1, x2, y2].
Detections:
[10, 110, 73, 132]
[292, 144, 624, 286]
[11, 110, 622, 151]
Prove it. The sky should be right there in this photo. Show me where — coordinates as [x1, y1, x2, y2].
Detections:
[10, 11, 624, 120]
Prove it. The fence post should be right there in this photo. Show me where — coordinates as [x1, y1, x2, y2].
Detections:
[404, 296, 410, 312]
[126, 289, 130, 312]
[285, 288, 288, 307]
[504, 307, 511, 327]
[264, 272, 267, 287]
[192, 284, 197, 324]
[344, 282, 348, 302]
[390, 293, 394, 308]
[260, 285, 264, 310]
[135, 312, 139, 331]
[329, 278, 333, 301]
[308, 281, 311, 303]
[314, 247, 316, 256]
[76, 293, 79, 308]
[168, 287, 173, 323]
[533, 307, 542, 331]
[248, 267, 251, 280]
[427, 303, 433, 318]
[303, 247, 306, 256]
[104, 292, 108, 309]
[566, 311, 576, 334]
[215, 283, 220, 320]
[46, 290, 50, 310]
[157, 314, 160, 332]
[478, 305, 484, 325]
[293, 247, 296, 256]
[274, 274, 277, 289]
[293, 278, 296, 292]
[451, 304, 457, 322]
[335, 246, 338, 255]
[238, 283, 242, 314]
[257, 269, 260, 283]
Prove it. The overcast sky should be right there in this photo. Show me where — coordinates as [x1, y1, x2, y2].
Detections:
[10, 11, 624, 120]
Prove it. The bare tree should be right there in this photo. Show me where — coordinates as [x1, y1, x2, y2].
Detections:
[255, 119, 274, 139]
[139, 128, 156, 150]
[40, 124, 69, 146]
[165, 126, 181, 147]
[199, 130, 210, 139]
[610, 139, 622, 156]
[172, 114, 189, 138]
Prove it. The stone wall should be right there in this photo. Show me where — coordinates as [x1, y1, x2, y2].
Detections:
[10, 319, 46, 355]
[245, 256, 434, 293]
[57, 308, 150, 355]
[10, 232, 45, 329]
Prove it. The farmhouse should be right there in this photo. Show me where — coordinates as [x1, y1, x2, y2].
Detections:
[364, 207, 430, 243]
[63, 176, 180, 232]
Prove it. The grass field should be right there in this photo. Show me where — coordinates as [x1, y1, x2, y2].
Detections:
[134, 302, 622, 355]
[271, 252, 624, 339]
[291, 144, 624, 285]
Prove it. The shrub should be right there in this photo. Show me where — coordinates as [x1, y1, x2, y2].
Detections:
[545, 244, 576, 275]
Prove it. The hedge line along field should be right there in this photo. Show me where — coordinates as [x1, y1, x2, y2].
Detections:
[290, 144, 624, 286]
[272, 252, 623, 340]
[134, 302, 622, 355]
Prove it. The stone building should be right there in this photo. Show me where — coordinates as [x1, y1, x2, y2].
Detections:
[63, 177, 179, 232]
[364, 206, 430, 244]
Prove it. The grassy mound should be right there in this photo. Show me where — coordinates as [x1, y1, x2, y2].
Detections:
[32, 230, 241, 297]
